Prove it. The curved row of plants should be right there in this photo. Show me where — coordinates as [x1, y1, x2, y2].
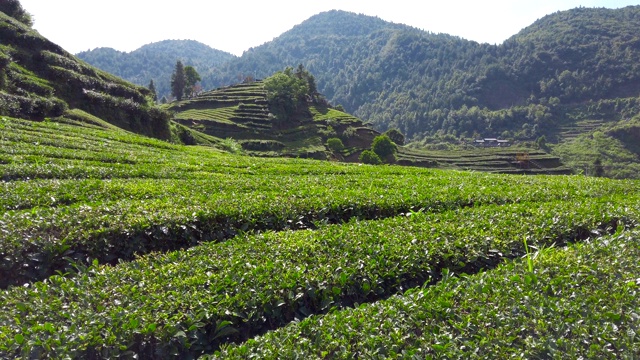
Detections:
[5, 118, 640, 288]
[212, 228, 640, 359]
[2, 166, 635, 288]
[0, 195, 637, 358]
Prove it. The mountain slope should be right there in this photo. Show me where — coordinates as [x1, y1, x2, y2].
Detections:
[206, 7, 640, 142]
[0, 11, 171, 139]
[77, 40, 236, 99]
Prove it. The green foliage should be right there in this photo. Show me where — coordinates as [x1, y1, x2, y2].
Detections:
[372, 134, 397, 160]
[326, 137, 344, 152]
[215, 228, 640, 358]
[148, 79, 157, 102]
[593, 157, 604, 177]
[220, 137, 243, 154]
[536, 134, 548, 150]
[263, 67, 310, 122]
[0, 0, 32, 26]
[1, 190, 638, 357]
[240, 139, 285, 151]
[2, 116, 630, 288]
[359, 149, 381, 164]
[1, 113, 640, 358]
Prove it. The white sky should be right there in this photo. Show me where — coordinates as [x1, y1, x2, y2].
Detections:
[19, 0, 640, 56]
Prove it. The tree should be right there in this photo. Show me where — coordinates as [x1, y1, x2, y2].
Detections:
[384, 128, 405, 146]
[372, 135, 397, 160]
[264, 68, 309, 123]
[170, 60, 186, 101]
[326, 137, 344, 152]
[184, 66, 201, 98]
[0, 0, 33, 26]
[593, 157, 604, 177]
[148, 79, 157, 103]
[536, 135, 547, 150]
[359, 150, 381, 165]
[295, 64, 318, 99]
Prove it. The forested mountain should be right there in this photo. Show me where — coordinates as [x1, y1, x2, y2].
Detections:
[73, 7, 640, 147]
[77, 40, 236, 100]
[204, 7, 640, 141]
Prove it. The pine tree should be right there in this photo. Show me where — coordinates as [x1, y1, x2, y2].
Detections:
[170, 60, 186, 101]
[148, 79, 157, 103]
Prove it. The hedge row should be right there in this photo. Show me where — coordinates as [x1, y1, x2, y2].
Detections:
[0, 195, 637, 358]
[214, 228, 640, 359]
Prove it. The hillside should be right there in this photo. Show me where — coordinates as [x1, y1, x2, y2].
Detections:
[0, 10, 171, 140]
[76, 40, 236, 100]
[552, 117, 640, 178]
[167, 77, 378, 160]
[167, 73, 570, 174]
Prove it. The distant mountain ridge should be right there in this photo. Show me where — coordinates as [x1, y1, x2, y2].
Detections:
[77, 40, 236, 100]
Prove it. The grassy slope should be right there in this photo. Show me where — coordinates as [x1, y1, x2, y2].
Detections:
[5, 116, 628, 288]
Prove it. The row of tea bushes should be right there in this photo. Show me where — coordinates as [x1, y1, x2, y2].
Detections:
[0, 195, 637, 358]
[213, 228, 640, 359]
[4, 115, 639, 287]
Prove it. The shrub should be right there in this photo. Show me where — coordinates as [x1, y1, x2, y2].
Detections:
[384, 128, 405, 146]
[326, 137, 345, 152]
[359, 150, 381, 164]
[240, 139, 286, 151]
[221, 138, 243, 154]
[372, 135, 397, 160]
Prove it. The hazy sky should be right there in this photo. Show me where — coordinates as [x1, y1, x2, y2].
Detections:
[19, 0, 640, 56]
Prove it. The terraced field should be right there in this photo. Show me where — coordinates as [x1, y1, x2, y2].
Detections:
[168, 81, 378, 159]
[1, 116, 639, 358]
[557, 119, 608, 142]
[398, 146, 573, 175]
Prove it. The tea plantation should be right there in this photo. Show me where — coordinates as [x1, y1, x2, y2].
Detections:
[1, 116, 639, 358]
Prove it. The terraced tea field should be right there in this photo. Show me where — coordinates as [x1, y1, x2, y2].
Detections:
[1, 116, 639, 358]
[398, 146, 572, 175]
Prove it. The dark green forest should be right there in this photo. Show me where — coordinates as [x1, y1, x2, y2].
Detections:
[76, 40, 236, 101]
